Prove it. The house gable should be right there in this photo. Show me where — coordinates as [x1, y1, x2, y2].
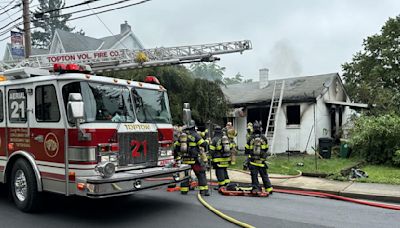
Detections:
[111, 31, 144, 50]
[49, 30, 66, 54]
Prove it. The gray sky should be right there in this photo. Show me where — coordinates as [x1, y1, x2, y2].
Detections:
[1, 0, 400, 81]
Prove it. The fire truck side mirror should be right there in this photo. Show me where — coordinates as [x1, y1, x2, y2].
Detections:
[67, 93, 85, 121]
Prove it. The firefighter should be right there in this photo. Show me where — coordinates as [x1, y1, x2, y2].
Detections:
[245, 121, 273, 194]
[209, 125, 233, 189]
[174, 120, 210, 196]
[246, 122, 253, 141]
[224, 122, 238, 165]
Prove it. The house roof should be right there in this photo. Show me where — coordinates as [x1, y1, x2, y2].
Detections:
[222, 73, 339, 105]
[55, 29, 104, 52]
[100, 34, 123, 49]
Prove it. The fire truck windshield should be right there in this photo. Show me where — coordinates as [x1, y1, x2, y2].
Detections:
[131, 88, 172, 124]
[62, 82, 135, 123]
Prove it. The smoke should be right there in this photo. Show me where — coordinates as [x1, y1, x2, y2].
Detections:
[268, 39, 302, 78]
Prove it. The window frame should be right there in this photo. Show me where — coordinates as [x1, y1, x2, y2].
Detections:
[35, 84, 61, 123]
[8, 88, 27, 123]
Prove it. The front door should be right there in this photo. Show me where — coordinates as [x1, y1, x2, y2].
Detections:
[30, 81, 66, 183]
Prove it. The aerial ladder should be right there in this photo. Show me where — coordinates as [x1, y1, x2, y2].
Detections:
[0, 40, 252, 73]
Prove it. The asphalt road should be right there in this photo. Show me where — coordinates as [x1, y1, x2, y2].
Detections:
[0, 184, 398, 228]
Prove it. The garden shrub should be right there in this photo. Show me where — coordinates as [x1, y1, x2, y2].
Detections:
[349, 114, 400, 165]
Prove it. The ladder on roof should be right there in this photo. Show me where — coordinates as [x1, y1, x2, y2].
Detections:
[265, 80, 285, 153]
[0, 40, 251, 73]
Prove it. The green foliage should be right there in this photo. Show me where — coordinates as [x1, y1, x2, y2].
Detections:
[32, 0, 79, 48]
[349, 114, 400, 165]
[106, 66, 228, 125]
[223, 72, 253, 85]
[355, 165, 400, 184]
[190, 63, 225, 83]
[342, 16, 400, 115]
[231, 155, 362, 175]
[393, 150, 400, 166]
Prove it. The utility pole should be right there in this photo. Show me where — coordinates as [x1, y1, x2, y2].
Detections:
[22, 0, 32, 58]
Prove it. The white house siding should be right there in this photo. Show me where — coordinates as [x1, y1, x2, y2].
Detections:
[271, 99, 330, 154]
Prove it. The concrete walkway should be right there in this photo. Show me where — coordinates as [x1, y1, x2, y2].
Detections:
[204, 169, 400, 203]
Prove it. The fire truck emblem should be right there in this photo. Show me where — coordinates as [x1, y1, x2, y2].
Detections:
[44, 133, 59, 158]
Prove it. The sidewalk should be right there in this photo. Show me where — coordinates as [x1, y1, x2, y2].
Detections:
[205, 170, 400, 203]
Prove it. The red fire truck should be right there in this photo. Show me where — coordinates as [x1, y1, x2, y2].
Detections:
[0, 40, 251, 212]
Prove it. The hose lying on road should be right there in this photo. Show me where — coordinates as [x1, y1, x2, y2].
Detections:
[197, 193, 255, 228]
[275, 189, 400, 211]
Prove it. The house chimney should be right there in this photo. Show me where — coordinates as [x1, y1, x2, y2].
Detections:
[259, 68, 269, 89]
[120, 21, 131, 34]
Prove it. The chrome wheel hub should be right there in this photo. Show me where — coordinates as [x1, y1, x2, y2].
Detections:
[14, 170, 27, 202]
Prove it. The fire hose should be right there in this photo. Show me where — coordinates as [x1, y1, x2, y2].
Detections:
[148, 169, 400, 211]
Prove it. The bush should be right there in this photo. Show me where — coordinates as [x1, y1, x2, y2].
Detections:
[393, 150, 400, 166]
[349, 114, 400, 165]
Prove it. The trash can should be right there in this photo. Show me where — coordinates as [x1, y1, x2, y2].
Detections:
[318, 137, 333, 159]
[340, 139, 350, 158]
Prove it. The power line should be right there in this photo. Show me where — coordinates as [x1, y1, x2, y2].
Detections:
[33, 0, 101, 18]
[34, 0, 140, 20]
[0, 0, 151, 39]
[86, 3, 129, 49]
[63, 0, 151, 22]
[0, 7, 20, 22]
[0, 0, 16, 10]
[0, 0, 19, 17]
[0, 0, 149, 34]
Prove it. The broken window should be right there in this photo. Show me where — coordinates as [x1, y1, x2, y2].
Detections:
[287, 105, 300, 125]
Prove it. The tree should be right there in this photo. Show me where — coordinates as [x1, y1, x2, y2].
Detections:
[32, 0, 76, 48]
[190, 62, 225, 83]
[223, 72, 253, 85]
[342, 16, 400, 115]
[107, 66, 228, 125]
[223, 72, 243, 85]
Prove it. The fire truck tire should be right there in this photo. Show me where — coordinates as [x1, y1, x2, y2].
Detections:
[10, 158, 41, 212]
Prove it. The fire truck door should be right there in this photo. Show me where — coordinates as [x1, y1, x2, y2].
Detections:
[0, 86, 5, 178]
[30, 82, 66, 182]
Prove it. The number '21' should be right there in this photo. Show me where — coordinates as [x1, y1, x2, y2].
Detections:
[131, 140, 148, 157]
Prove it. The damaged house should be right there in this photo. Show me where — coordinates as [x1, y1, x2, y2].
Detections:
[222, 69, 367, 153]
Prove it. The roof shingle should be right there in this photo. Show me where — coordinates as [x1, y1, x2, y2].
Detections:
[222, 73, 338, 105]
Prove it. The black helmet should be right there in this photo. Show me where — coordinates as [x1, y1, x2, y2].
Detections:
[253, 121, 262, 133]
[214, 125, 222, 131]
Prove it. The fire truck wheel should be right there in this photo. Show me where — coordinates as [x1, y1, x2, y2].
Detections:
[10, 158, 41, 212]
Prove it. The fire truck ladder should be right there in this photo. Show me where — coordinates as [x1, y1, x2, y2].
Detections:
[265, 80, 285, 153]
[0, 40, 252, 73]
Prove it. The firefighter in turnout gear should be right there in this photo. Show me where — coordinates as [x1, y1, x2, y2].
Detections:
[210, 125, 233, 189]
[224, 122, 238, 165]
[174, 120, 210, 196]
[245, 121, 273, 194]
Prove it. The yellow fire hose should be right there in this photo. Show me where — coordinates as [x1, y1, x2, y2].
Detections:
[197, 193, 255, 228]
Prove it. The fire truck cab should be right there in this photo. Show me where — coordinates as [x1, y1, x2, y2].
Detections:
[0, 65, 190, 212]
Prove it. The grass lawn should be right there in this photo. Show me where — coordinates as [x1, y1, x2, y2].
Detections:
[231, 154, 362, 176]
[355, 165, 400, 185]
[230, 153, 400, 185]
